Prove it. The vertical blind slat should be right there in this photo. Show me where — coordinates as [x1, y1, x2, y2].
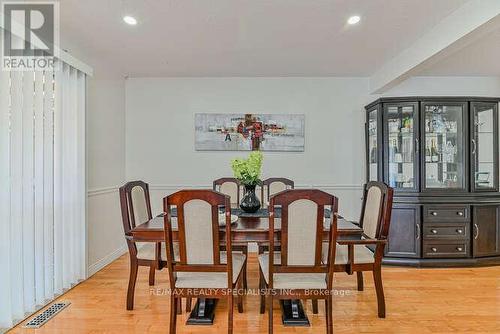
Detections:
[0, 67, 13, 329]
[22, 71, 36, 312]
[10, 71, 25, 320]
[53, 64, 63, 294]
[34, 69, 45, 306]
[43, 68, 55, 300]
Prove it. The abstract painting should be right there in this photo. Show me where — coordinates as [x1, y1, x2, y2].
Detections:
[195, 113, 305, 151]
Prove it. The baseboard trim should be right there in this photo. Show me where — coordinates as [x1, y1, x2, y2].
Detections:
[87, 244, 128, 278]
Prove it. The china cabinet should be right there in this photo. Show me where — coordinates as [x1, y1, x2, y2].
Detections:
[365, 97, 500, 266]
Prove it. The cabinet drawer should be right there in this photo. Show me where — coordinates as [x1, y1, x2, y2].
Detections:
[423, 205, 470, 223]
[423, 241, 469, 258]
[423, 223, 468, 240]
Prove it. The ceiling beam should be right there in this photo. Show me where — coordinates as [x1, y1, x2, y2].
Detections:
[369, 0, 500, 94]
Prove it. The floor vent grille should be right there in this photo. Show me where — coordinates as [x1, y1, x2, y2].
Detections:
[23, 301, 70, 328]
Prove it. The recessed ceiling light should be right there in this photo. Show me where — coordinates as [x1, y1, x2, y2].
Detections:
[347, 15, 361, 25]
[123, 15, 137, 25]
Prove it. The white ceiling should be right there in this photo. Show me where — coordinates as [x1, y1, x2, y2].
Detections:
[59, 0, 473, 77]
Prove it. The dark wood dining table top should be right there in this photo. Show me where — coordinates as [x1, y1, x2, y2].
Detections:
[129, 214, 363, 243]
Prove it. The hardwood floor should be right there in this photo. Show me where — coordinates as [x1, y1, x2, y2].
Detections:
[10, 253, 500, 334]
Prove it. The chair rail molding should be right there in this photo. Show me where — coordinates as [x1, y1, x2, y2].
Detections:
[87, 185, 120, 197]
[148, 184, 363, 191]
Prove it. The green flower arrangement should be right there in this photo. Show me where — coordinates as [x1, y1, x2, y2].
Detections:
[231, 151, 263, 186]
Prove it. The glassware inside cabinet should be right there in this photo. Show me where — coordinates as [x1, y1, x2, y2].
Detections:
[424, 104, 464, 189]
[368, 109, 378, 181]
[387, 105, 415, 189]
[472, 104, 497, 190]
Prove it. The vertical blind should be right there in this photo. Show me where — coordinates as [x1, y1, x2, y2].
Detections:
[0, 61, 86, 330]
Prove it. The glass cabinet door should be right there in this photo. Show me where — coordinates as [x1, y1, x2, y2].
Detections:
[367, 108, 379, 181]
[422, 102, 467, 191]
[471, 102, 499, 191]
[383, 103, 418, 191]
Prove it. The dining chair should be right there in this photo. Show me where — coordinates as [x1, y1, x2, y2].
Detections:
[330, 181, 394, 318]
[259, 189, 339, 334]
[213, 177, 240, 207]
[163, 190, 246, 334]
[213, 178, 248, 290]
[119, 180, 166, 310]
[262, 177, 294, 204]
[258, 177, 295, 256]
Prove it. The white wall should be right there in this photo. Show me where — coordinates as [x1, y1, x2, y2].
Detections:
[86, 76, 126, 276]
[126, 77, 372, 220]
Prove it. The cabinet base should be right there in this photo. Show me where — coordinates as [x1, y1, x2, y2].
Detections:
[383, 256, 500, 267]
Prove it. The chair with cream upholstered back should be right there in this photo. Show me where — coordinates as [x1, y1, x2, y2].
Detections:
[262, 177, 294, 205]
[163, 190, 246, 334]
[213, 178, 249, 289]
[213, 178, 240, 207]
[119, 181, 163, 310]
[332, 181, 393, 318]
[259, 189, 339, 334]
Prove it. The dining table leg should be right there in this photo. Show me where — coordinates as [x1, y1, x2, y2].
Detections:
[186, 298, 217, 325]
[280, 300, 310, 326]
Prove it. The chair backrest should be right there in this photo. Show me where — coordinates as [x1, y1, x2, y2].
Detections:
[163, 190, 233, 289]
[359, 181, 394, 241]
[268, 189, 338, 289]
[213, 177, 240, 206]
[119, 180, 153, 234]
[262, 177, 294, 203]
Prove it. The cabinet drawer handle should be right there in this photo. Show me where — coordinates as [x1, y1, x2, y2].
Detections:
[474, 223, 479, 240]
[456, 229, 463, 234]
[457, 211, 464, 216]
[456, 247, 463, 252]
[431, 211, 437, 216]
[431, 229, 438, 234]
[431, 247, 437, 252]
[416, 223, 420, 240]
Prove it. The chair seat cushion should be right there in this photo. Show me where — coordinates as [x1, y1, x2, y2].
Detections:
[321, 243, 375, 265]
[258, 252, 327, 290]
[136, 242, 179, 261]
[175, 251, 246, 289]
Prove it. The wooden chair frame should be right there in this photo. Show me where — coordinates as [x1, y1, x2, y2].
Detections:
[260, 189, 339, 334]
[213, 177, 248, 290]
[163, 190, 246, 334]
[119, 180, 163, 310]
[261, 177, 295, 203]
[336, 181, 394, 318]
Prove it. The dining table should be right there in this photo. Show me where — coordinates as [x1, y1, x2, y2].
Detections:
[129, 206, 363, 326]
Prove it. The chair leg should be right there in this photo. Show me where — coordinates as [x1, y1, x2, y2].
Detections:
[326, 296, 333, 334]
[356, 271, 364, 291]
[259, 268, 266, 314]
[126, 258, 139, 310]
[242, 249, 248, 290]
[185, 297, 192, 312]
[170, 297, 178, 334]
[312, 299, 319, 314]
[268, 295, 273, 334]
[237, 279, 244, 313]
[148, 264, 156, 286]
[228, 293, 234, 334]
[373, 268, 386, 318]
[176, 298, 182, 315]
